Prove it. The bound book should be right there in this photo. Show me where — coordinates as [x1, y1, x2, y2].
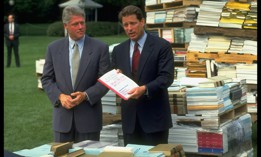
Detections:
[149, 144, 184, 157]
[98, 69, 138, 100]
[59, 149, 85, 157]
[51, 142, 73, 157]
[98, 146, 134, 157]
[198, 79, 224, 88]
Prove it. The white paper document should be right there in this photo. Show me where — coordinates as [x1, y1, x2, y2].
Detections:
[98, 69, 138, 100]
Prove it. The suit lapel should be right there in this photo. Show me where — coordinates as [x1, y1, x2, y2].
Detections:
[59, 38, 74, 91]
[122, 40, 132, 77]
[137, 34, 153, 81]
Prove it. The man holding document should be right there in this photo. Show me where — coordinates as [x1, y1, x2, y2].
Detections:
[111, 5, 174, 146]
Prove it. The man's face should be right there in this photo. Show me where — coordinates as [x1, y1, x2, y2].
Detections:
[64, 15, 86, 41]
[122, 15, 145, 41]
[8, 15, 14, 23]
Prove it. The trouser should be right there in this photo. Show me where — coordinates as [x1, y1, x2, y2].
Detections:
[54, 118, 100, 143]
[7, 41, 20, 67]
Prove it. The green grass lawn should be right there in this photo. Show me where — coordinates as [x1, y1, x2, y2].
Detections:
[4, 35, 257, 157]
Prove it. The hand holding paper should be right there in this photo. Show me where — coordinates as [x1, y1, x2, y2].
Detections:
[98, 69, 139, 100]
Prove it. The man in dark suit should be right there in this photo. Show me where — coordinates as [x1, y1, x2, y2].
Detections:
[111, 5, 174, 146]
[4, 14, 20, 67]
[41, 5, 110, 143]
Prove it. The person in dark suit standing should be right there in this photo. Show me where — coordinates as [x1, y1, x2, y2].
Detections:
[111, 5, 174, 146]
[4, 14, 20, 67]
[41, 5, 110, 143]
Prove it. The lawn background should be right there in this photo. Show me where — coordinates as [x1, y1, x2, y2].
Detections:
[4, 35, 257, 156]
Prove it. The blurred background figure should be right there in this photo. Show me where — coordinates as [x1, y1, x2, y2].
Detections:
[4, 14, 21, 68]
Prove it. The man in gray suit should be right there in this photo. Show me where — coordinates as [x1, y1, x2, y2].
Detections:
[41, 5, 110, 143]
[111, 5, 174, 146]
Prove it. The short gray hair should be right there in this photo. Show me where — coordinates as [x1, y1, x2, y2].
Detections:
[62, 5, 86, 24]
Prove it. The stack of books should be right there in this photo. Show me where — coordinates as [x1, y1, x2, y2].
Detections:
[126, 144, 164, 157]
[173, 27, 194, 44]
[100, 123, 124, 146]
[145, 0, 158, 6]
[173, 28, 184, 43]
[236, 64, 257, 84]
[35, 59, 45, 89]
[168, 85, 187, 115]
[219, 1, 249, 29]
[184, 28, 194, 43]
[161, 28, 174, 43]
[217, 64, 237, 79]
[175, 67, 187, 80]
[196, 1, 226, 27]
[172, 6, 198, 22]
[160, 0, 175, 3]
[227, 38, 244, 53]
[187, 33, 208, 52]
[73, 140, 117, 149]
[186, 85, 232, 116]
[243, 1, 257, 29]
[205, 35, 231, 53]
[155, 11, 167, 23]
[229, 78, 247, 105]
[224, 82, 242, 106]
[102, 90, 121, 115]
[197, 129, 227, 154]
[165, 9, 174, 22]
[147, 29, 160, 37]
[149, 143, 186, 157]
[146, 12, 156, 24]
[169, 116, 200, 153]
[239, 40, 257, 55]
[186, 60, 207, 78]
[197, 113, 252, 155]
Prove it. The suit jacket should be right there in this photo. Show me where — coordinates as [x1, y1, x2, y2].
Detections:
[111, 33, 174, 134]
[41, 36, 110, 133]
[4, 22, 20, 46]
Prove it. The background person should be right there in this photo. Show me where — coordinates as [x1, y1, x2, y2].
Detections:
[111, 5, 174, 146]
[4, 14, 20, 68]
[41, 5, 110, 143]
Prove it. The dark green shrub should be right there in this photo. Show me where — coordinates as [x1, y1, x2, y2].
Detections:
[46, 21, 64, 37]
[86, 22, 123, 37]
[45, 21, 123, 37]
[19, 23, 50, 36]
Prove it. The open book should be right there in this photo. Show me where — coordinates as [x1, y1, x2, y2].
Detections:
[98, 69, 138, 100]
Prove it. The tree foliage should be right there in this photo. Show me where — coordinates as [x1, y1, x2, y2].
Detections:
[4, 0, 62, 23]
[94, 0, 143, 7]
[4, 0, 145, 23]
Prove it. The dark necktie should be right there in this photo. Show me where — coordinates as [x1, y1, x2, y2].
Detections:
[132, 42, 140, 81]
[72, 43, 80, 87]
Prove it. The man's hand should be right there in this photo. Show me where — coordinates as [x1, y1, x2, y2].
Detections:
[59, 92, 87, 109]
[9, 35, 14, 40]
[128, 85, 146, 99]
[115, 69, 122, 73]
[59, 93, 75, 109]
[71, 92, 87, 106]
